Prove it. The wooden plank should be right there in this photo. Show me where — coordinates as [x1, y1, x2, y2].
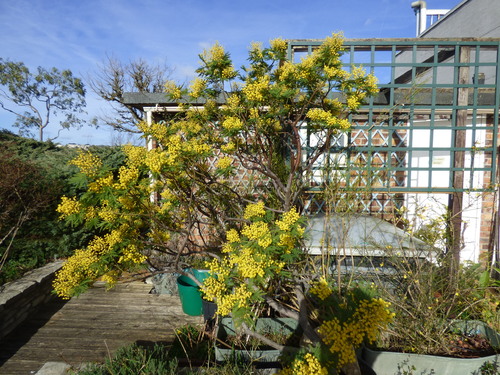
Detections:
[0, 280, 202, 375]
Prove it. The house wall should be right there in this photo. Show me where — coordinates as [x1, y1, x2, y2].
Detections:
[421, 0, 500, 38]
[417, 0, 500, 263]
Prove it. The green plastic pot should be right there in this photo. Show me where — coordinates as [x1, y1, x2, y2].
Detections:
[176, 275, 203, 316]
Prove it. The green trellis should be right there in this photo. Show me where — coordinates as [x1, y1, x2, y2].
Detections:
[289, 39, 500, 213]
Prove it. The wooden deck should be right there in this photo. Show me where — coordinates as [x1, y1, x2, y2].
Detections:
[0, 280, 202, 375]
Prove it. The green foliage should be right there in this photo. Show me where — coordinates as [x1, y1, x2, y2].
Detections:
[0, 130, 124, 285]
[0, 59, 86, 141]
[479, 360, 500, 375]
[77, 343, 176, 375]
[372, 253, 500, 355]
[76, 338, 271, 375]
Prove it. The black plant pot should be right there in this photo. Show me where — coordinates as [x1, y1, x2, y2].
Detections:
[202, 299, 217, 328]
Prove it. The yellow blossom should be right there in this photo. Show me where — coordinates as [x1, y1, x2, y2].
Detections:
[310, 277, 332, 300]
[243, 201, 266, 220]
[189, 77, 207, 98]
[57, 196, 82, 218]
[70, 151, 102, 178]
[226, 229, 240, 243]
[216, 156, 233, 169]
[222, 116, 243, 131]
[270, 37, 287, 54]
[164, 80, 182, 100]
[243, 75, 270, 102]
[275, 207, 301, 231]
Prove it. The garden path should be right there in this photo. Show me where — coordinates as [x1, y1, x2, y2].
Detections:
[0, 279, 202, 375]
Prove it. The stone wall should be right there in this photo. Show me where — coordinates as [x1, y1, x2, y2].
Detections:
[0, 261, 64, 341]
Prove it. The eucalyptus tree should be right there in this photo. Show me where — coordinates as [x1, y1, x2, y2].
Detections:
[0, 58, 86, 141]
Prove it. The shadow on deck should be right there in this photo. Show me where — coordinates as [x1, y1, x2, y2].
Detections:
[0, 280, 202, 375]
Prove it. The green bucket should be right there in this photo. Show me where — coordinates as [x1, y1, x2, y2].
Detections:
[177, 275, 203, 316]
[192, 269, 211, 283]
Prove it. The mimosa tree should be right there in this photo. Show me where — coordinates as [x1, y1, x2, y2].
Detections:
[54, 33, 389, 374]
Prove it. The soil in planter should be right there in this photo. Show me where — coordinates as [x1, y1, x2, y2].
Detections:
[380, 333, 499, 358]
[447, 333, 498, 358]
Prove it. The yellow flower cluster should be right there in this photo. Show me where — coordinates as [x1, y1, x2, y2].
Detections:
[53, 225, 144, 299]
[97, 205, 118, 222]
[278, 61, 297, 81]
[118, 244, 147, 264]
[243, 75, 270, 101]
[241, 221, 272, 248]
[249, 107, 260, 120]
[221, 141, 236, 153]
[88, 174, 114, 193]
[70, 152, 102, 178]
[164, 80, 182, 100]
[186, 138, 211, 155]
[117, 166, 139, 189]
[217, 284, 253, 316]
[279, 353, 328, 375]
[123, 144, 146, 167]
[145, 148, 169, 174]
[243, 201, 266, 220]
[57, 196, 82, 218]
[318, 298, 394, 368]
[310, 277, 332, 300]
[275, 207, 301, 231]
[278, 234, 295, 252]
[148, 229, 171, 244]
[221, 66, 237, 79]
[222, 116, 243, 131]
[324, 65, 348, 80]
[306, 108, 351, 130]
[203, 42, 226, 62]
[226, 94, 240, 109]
[226, 229, 240, 243]
[322, 32, 344, 51]
[53, 249, 100, 299]
[216, 156, 233, 169]
[202, 267, 253, 317]
[270, 37, 288, 54]
[101, 270, 120, 288]
[249, 42, 264, 60]
[232, 246, 276, 278]
[346, 96, 360, 111]
[350, 65, 368, 80]
[365, 73, 379, 94]
[189, 77, 207, 98]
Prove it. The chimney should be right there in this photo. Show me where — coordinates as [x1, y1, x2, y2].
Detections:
[411, 1, 428, 36]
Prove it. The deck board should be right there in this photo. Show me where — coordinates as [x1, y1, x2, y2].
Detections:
[0, 280, 202, 375]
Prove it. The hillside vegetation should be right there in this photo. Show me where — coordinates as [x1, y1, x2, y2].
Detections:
[0, 130, 124, 285]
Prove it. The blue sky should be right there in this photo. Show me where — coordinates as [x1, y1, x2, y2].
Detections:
[0, 0, 462, 145]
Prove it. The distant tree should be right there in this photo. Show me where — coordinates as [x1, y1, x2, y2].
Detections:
[0, 59, 86, 141]
[88, 56, 174, 133]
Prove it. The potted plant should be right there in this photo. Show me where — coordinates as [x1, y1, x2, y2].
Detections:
[360, 240, 500, 375]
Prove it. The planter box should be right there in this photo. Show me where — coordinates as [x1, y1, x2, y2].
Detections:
[363, 320, 500, 375]
[215, 317, 299, 363]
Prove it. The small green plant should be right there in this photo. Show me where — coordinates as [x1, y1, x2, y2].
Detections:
[75, 340, 278, 375]
[397, 360, 417, 375]
[76, 343, 176, 375]
[479, 360, 500, 375]
[168, 324, 212, 364]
